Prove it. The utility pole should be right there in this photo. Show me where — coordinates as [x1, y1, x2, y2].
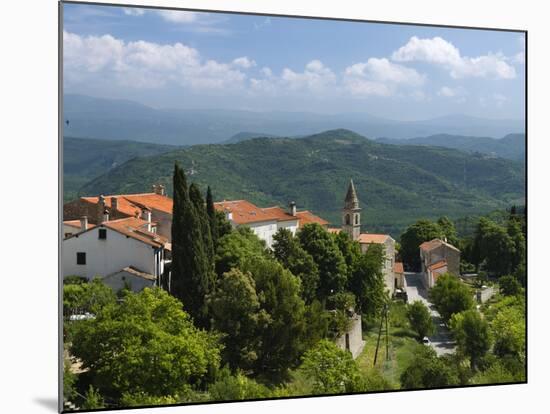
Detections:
[374, 303, 389, 366]
[385, 305, 390, 361]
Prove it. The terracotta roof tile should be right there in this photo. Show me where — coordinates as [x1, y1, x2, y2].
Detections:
[420, 238, 460, 252]
[428, 260, 448, 272]
[295, 210, 329, 226]
[81, 193, 173, 217]
[63, 220, 96, 230]
[358, 233, 391, 244]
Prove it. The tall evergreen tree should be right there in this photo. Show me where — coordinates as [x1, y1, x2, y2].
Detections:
[170, 163, 189, 302]
[206, 186, 219, 248]
[170, 164, 214, 328]
[186, 183, 215, 327]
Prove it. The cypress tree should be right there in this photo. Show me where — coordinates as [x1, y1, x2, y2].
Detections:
[170, 163, 188, 301]
[206, 186, 219, 248]
[170, 164, 213, 328]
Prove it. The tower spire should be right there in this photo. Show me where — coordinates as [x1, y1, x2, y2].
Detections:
[342, 179, 361, 241]
[344, 179, 359, 210]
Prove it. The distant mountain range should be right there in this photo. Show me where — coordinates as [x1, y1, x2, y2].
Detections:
[63, 94, 525, 146]
[73, 129, 525, 236]
[377, 133, 525, 161]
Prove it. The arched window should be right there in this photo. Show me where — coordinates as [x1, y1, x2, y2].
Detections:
[354, 214, 359, 225]
[345, 214, 351, 225]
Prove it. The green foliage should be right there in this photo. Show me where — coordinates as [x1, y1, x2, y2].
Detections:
[63, 358, 77, 403]
[81, 385, 105, 410]
[273, 228, 320, 303]
[333, 231, 362, 271]
[63, 136, 174, 202]
[437, 216, 459, 246]
[470, 361, 515, 385]
[400, 346, 459, 389]
[450, 310, 491, 369]
[206, 186, 219, 248]
[298, 224, 348, 300]
[301, 339, 364, 394]
[120, 392, 179, 407]
[170, 164, 215, 327]
[242, 257, 308, 379]
[473, 217, 516, 276]
[79, 130, 525, 237]
[326, 292, 356, 338]
[348, 243, 387, 317]
[499, 275, 522, 296]
[215, 210, 233, 239]
[400, 219, 444, 270]
[491, 306, 525, 361]
[209, 371, 272, 401]
[429, 274, 474, 322]
[215, 227, 268, 276]
[63, 279, 116, 316]
[70, 288, 221, 399]
[209, 269, 267, 371]
[407, 301, 435, 341]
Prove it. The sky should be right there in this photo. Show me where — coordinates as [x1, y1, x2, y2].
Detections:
[62, 3, 526, 121]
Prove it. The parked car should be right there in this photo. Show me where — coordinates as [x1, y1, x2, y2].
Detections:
[69, 312, 95, 321]
[422, 336, 431, 346]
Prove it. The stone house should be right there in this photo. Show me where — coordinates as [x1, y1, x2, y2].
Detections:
[420, 238, 461, 288]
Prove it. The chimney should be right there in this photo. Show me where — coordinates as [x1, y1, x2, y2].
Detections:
[111, 196, 119, 213]
[225, 209, 233, 221]
[152, 184, 165, 195]
[102, 209, 110, 223]
[289, 201, 297, 217]
[98, 195, 106, 223]
[80, 216, 88, 231]
[142, 208, 152, 232]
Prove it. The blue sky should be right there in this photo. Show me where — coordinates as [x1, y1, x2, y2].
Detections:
[63, 3, 525, 121]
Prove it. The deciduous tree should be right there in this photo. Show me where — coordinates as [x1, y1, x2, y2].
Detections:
[407, 301, 435, 341]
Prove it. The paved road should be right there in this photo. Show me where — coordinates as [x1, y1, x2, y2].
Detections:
[403, 272, 455, 356]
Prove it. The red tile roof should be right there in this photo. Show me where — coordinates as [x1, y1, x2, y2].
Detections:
[420, 238, 460, 252]
[81, 193, 173, 217]
[358, 233, 392, 244]
[295, 210, 329, 227]
[428, 260, 448, 272]
[393, 262, 404, 274]
[63, 220, 96, 230]
[65, 217, 167, 248]
[214, 201, 329, 226]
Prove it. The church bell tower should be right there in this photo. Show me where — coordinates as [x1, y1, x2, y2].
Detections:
[342, 179, 361, 241]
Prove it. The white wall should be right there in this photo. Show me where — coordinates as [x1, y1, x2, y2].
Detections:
[243, 219, 298, 248]
[63, 227, 159, 280]
[62, 224, 79, 239]
[102, 270, 156, 293]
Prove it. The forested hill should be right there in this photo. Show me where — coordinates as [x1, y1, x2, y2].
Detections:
[78, 129, 525, 236]
[377, 133, 525, 161]
[64, 137, 177, 202]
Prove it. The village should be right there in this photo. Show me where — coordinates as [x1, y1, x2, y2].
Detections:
[62, 179, 469, 358]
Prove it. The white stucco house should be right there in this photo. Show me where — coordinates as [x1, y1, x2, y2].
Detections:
[214, 200, 328, 248]
[63, 213, 169, 292]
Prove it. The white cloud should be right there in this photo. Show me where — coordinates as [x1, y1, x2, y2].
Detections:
[343, 58, 424, 97]
[123, 8, 145, 16]
[261, 67, 273, 77]
[254, 17, 271, 30]
[232, 57, 256, 69]
[392, 36, 516, 79]
[63, 31, 246, 91]
[280, 60, 337, 92]
[156, 10, 200, 23]
[437, 86, 467, 103]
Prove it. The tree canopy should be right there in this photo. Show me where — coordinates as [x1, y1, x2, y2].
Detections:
[450, 309, 491, 369]
[429, 274, 474, 322]
[70, 288, 221, 399]
[407, 301, 435, 341]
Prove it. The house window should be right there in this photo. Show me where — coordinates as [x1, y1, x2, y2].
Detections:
[98, 229, 107, 239]
[76, 252, 86, 265]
